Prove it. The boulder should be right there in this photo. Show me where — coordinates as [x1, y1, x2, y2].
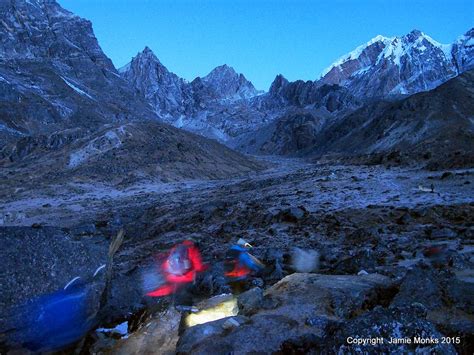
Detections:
[391, 265, 444, 310]
[278, 207, 306, 223]
[111, 308, 181, 355]
[237, 287, 263, 316]
[177, 316, 248, 354]
[176, 273, 393, 354]
[0, 227, 108, 331]
[263, 273, 393, 320]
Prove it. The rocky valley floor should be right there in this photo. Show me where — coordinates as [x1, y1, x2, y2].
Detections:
[1, 157, 473, 354]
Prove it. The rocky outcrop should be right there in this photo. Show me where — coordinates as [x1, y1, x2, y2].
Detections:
[119, 50, 263, 138]
[452, 28, 474, 73]
[175, 273, 393, 354]
[0, 0, 156, 144]
[199, 64, 259, 100]
[268, 75, 360, 113]
[119, 47, 193, 120]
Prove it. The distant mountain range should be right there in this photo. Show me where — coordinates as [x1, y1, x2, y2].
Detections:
[119, 27, 474, 143]
[240, 70, 474, 167]
[0, 0, 472, 176]
[319, 29, 474, 98]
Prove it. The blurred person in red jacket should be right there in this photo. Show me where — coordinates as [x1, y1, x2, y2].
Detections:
[143, 241, 207, 298]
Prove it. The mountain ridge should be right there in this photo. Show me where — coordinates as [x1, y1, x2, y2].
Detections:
[318, 28, 474, 98]
[119, 28, 473, 145]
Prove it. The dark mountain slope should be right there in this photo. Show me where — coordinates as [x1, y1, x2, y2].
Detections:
[0, 0, 263, 183]
[237, 70, 474, 169]
[310, 69, 474, 168]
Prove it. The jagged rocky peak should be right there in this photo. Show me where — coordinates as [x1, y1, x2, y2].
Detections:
[0, 0, 114, 69]
[120, 46, 177, 81]
[119, 46, 191, 118]
[202, 64, 259, 99]
[269, 74, 290, 95]
[320, 30, 452, 83]
[318, 28, 474, 99]
[452, 28, 474, 72]
[319, 35, 392, 81]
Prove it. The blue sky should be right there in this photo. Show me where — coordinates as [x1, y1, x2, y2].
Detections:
[59, 0, 473, 90]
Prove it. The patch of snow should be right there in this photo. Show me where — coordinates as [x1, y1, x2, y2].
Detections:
[60, 76, 94, 100]
[320, 35, 393, 77]
[416, 33, 452, 60]
[68, 129, 124, 168]
[51, 101, 74, 118]
[440, 43, 453, 60]
[97, 321, 129, 338]
[465, 37, 474, 47]
[107, 69, 123, 78]
[25, 0, 40, 9]
[0, 123, 25, 136]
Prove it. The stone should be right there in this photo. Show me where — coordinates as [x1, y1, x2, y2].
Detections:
[391, 266, 444, 310]
[447, 269, 474, 313]
[184, 294, 238, 328]
[111, 308, 181, 355]
[176, 315, 249, 354]
[278, 207, 306, 223]
[237, 287, 263, 316]
[175, 273, 393, 354]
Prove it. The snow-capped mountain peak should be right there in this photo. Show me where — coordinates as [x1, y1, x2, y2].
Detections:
[320, 34, 393, 78]
[319, 28, 473, 98]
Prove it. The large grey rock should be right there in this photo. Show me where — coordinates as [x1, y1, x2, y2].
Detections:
[237, 287, 263, 316]
[0, 226, 108, 331]
[111, 308, 181, 355]
[177, 315, 248, 354]
[176, 273, 393, 354]
[447, 269, 474, 313]
[391, 265, 444, 310]
[263, 273, 392, 320]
